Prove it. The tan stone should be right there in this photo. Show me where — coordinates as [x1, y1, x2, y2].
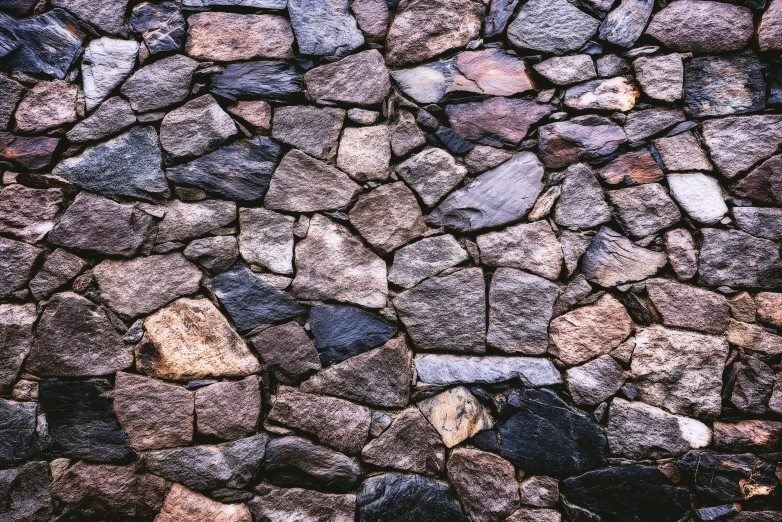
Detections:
[14, 81, 78, 133]
[186, 12, 294, 61]
[713, 420, 782, 453]
[417, 386, 493, 448]
[337, 125, 391, 181]
[728, 291, 756, 323]
[727, 319, 782, 356]
[227, 100, 272, 134]
[155, 483, 252, 522]
[756, 292, 782, 328]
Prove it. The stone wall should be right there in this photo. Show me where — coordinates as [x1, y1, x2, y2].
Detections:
[1, 0, 782, 520]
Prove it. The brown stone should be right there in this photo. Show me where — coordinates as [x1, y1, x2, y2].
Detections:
[549, 294, 632, 366]
[137, 297, 261, 381]
[156, 484, 252, 522]
[759, 0, 782, 51]
[113, 372, 194, 451]
[0, 185, 63, 244]
[186, 12, 294, 61]
[271, 106, 345, 161]
[452, 49, 535, 96]
[336, 125, 391, 181]
[728, 292, 757, 323]
[14, 81, 78, 133]
[732, 155, 782, 205]
[713, 421, 782, 453]
[390, 110, 426, 157]
[646, 279, 729, 334]
[196, 376, 260, 441]
[727, 320, 782, 356]
[249, 322, 321, 383]
[538, 115, 626, 169]
[477, 221, 563, 280]
[663, 228, 697, 281]
[597, 150, 663, 185]
[304, 50, 390, 106]
[607, 183, 681, 239]
[0, 133, 59, 171]
[446, 97, 553, 147]
[447, 447, 520, 522]
[653, 132, 712, 172]
[757, 293, 782, 329]
[564, 76, 639, 112]
[227, 100, 272, 134]
[582, 227, 667, 287]
[349, 182, 426, 255]
[417, 385, 493, 447]
[505, 508, 562, 522]
[518, 476, 559, 508]
[249, 484, 356, 522]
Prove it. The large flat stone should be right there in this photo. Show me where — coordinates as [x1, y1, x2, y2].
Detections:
[446, 97, 553, 147]
[699, 229, 782, 289]
[582, 227, 667, 287]
[702, 115, 782, 179]
[395, 148, 467, 208]
[81, 37, 138, 112]
[121, 54, 198, 113]
[186, 12, 293, 61]
[646, 278, 730, 334]
[388, 235, 469, 289]
[357, 473, 467, 522]
[646, 0, 753, 52]
[0, 185, 62, 244]
[507, 0, 598, 54]
[304, 50, 390, 106]
[271, 106, 345, 161]
[413, 354, 562, 387]
[264, 436, 361, 492]
[683, 52, 766, 118]
[349, 182, 426, 255]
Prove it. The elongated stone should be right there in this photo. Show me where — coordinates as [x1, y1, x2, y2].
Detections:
[624, 107, 686, 142]
[598, 149, 663, 185]
[646, 279, 729, 334]
[264, 436, 361, 492]
[446, 97, 553, 147]
[564, 76, 639, 112]
[0, 133, 58, 171]
[156, 484, 251, 522]
[582, 227, 667, 287]
[51, 0, 129, 34]
[0, 75, 22, 130]
[0, 304, 37, 392]
[538, 115, 626, 169]
[67, 97, 136, 143]
[413, 354, 562, 387]
[0, 238, 40, 299]
[534, 54, 596, 86]
[734, 207, 782, 241]
[389, 235, 469, 289]
[357, 474, 467, 522]
[210, 60, 303, 101]
[186, 12, 293, 61]
[598, 0, 653, 48]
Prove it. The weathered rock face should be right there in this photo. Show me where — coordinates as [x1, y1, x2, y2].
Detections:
[395, 148, 467, 208]
[155, 484, 252, 522]
[389, 235, 469, 289]
[272, 106, 345, 161]
[349, 182, 426, 255]
[186, 12, 293, 61]
[608, 183, 680, 238]
[413, 354, 562, 387]
[308, 304, 396, 365]
[264, 435, 361, 491]
[249, 485, 356, 522]
[564, 76, 639, 112]
[0, 237, 40, 299]
[699, 229, 782, 289]
[67, 97, 136, 143]
[159, 95, 237, 159]
[249, 321, 321, 381]
[508, 0, 598, 54]
[538, 115, 626, 169]
[195, 376, 260, 440]
[210, 60, 304, 101]
[646, 279, 730, 334]
[447, 447, 520, 522]
[0, 184, 62, 244]
[130, 2, 185, 55]
[0, 133, 59, 171]
[14, 80, 78, 134]
[0, 304, 36, 392]
[418, 385, 493, 447]
[554, 163, 612, 231]
[0, 461, 52, 522]
[288, 0, 363, 57]
[446, 98, 553, 147]
[582, 227, 667, 287]
[121, 54, 198, 113]
[684, 52, 766, 118]
[357, 473, 468, 522]
[0, 399, 38, 467]
[304, 50, 390, 106]
[566, 355, 625, 406]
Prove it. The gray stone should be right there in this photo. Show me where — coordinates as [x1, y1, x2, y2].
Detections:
[413, 353, 562, 386]
[0, 304, 37, 392]
[0, 184, 62, 244]
[631, 325, 729, 419]
[308, 304, 397, 365]
[304, 50, 390, 106]
[518, 476, 559, 508]
[428, 152, 544, 233]
[29, 249, 86, 300]
[394, 268, 486, 353]
[156, 199, 236, 244]
[684, 52, 766, 118]
[357, 473, 468, 522]
[734, 207, 782, 241]
[159, 95, 238, 159]
[554, 163, 611, 231]
[608, 183, 681, 238]
[51, 0, 129, 34]
[238, 208, 294, 275]
[248, 322, 321, 383]
[560, 230, 594, 276]
[52, 126, 169, 201]
[185, 12, 294, 61]
[508, 0, 599, 54]
[210, 60, 304, 101]
[533, 54, 596, 86]
[271, 106, 345, 161]
[566, 355, 625, 406]
[81, 37, 138, 112]
[447, 447, 520, 522]
[634, 54, 683, 103]
[653, 131, 712, 172]
[667, 173, 726, 225]
[0, 461, 52, 522]
[388, 235, 469, 289]
[337, 125, 391, 181]
[390, 110, 426, 157]
[731, 357, 774, 415]
[288, 0, 364, 56]
[664, 228, 697, 280]
[538, 115, 626, 169]
[699, 229, 782, 289]
[395, 148, 467, 208]
[0, 399, 38, 467]
[487, 268, 559, 355]
[598, 0, 653, 48]
[0, 238, 40, 299]
[121, 55, 199, 113]
[67, 97, 136, 143]
[646, 278, 729, 334]
[265, 436, 361, 492]
[702, 115, 782, 179]
[464, 145, 513, 174]
[0, 74, 23, 130]
[623, 107, 686, 142]
[582, 227, 667, 287]
[552, 274, 592, 317]
[760, 0, 782, 51]
[597, 54, 631, 77]
[195, 376, 260, 440]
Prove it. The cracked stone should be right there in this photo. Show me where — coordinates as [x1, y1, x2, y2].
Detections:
[0, 185, 62, 244]
[417, 386, 493, 448]
[731, 357, 774, 415]
[702, 115, 782, 179]
[598, 0, 653, 48]
[51, 0, 129, 34]
[248, 484, 355, 522]
[156, 199, 236, 244]
[413, 353, 562, 387]
[0, 303, 36, 392]
[598, 149, 664, 185]
[29, 249, 86, 300]
[684, 52, 766, 118]
[129, 2, 185, 55]
[477, 220, 562, 280]
[564, 76, 639, 112]
[734, 207, 782, 241]
[81, 37, 138, 113]
[0, 237, 40, 299]
[357, 473, 467, 522]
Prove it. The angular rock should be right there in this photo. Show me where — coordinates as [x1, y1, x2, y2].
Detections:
[292, 214, 387, 308]
[647, 279, 729, 334]
[51, 0, 128, 34]
[677, 450, 779, 505]
[25, 292, 132, 377]
[14, 80, 77, 134]
[337, 125, 391, 181]
[350, 182, 426, 255]
[159, 95, 237, 159]
[653, 131, 712, 172]
[631, 325, 729, 418]
[156, 199, 236, 244]
[702, 115, 782, 179]
[428, 152, 544, 232]
[684, 52, 766, 118]
[67, 97, 136, 143]
[362, 407, 445, 476]
[446, 98, 553, 147]
[582, 227, 667, 286]
[564, 76, 639, 112]
[394, 268, 485, 353]
[121, 54, 199, 113]
[413, 354, 562, 387]
[734, 207, 782, 241]
[732, 155, 782, 205]
[195, 376, 260, 440]
[390, 110, 426, 157]
[566, 355, 625, 406]
[664, 228, 697, 280]
[113, 372, 193, 451]
[478, 221, 562, 280]
[0, 185, 62, 244]
[508, 0, 598, 54]
[0, 399, 38, 466]
[0, 133, 59, 171]
[699, 229, 782, 289]
[52, 127, 168, 201]
[0, 237, 40, 299]
[388, 235, 468, 289]
[608, 183, 681, 238]
[49, 193, 157, 258]
[447, 447, 520, 522]
[727, 291, 757, 323]
[385, 0, 484, 66]
[39, 380, 133, 463]
[757, 292, 782, 328]
[534, 54, 595, 86]
[137, 297, 260, 381]
[538, 115, 626, 169]
[156, 484, 252, 522]
[288, 0, 363, 56]
[484, 0, 521, 37]
[727, 320, 782, 356]
[646, 0, 753, 53]
[271, 106, 345, 161]
[268, 386, 370, 455]
[598, 149, 664, 185]
[249, 321, 321, 382]
[248, 485, 355, 522]
[265, 436, 361, 491]
[0, 304, 36, 392]
[351, 0, 389, 38]
[304, 50, 390, 106]
[634, 54, 683, 103]
[518, 476, 559, 508]
[129, 2, 185, 55]
[554, 163, 612, 230]
[186, 13, 293, 61]
[0, 461, 52, 522]
[301, 337, 411, 408]
[395, 148, 467, 208]
[227, 100, 272, 134]
[713, 421, 782, 453]
[731, 357, 774, 414]
[29, 249, 86, 301]
[308, 304, 396, 365]
[417, 386, 493, 447]
[598, 0, 653, 48]
[623, 107, 686, 142]
[608, 398, 711, 459]
[0, 74, 23, 129]
[81, 37, 138, 112]
[238, 208, 293, 275]
[760, 0, 782, 51]
[357, 473, 467, 522]
[210, 60, 304, 101]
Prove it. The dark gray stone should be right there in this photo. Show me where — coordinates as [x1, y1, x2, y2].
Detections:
[484, 0, 521, 37]
[598, 0, 653, 48]
[677, 450, 777, 505]
[129, 2, 185, 54]
[51, 0, 128, 34]
[684, 52, 766, 118]
[624, 107, 686, 142]
[210, 60, 304, 101]
[607, 183, 681, 238]
[731, 356, 774, 414]
[507, 0, 599, 54]
[0, 461, 51, 522]
[309, 304, 397, 365]
[357, 473, 468, 522]
[121, 55, 198, 113]
[0, 237, 40, 299]
[265, 436, 361, 492]
[288, 0, 364, 56]
[66, 97, 136, 143]
[0, 399, 38, 467]
[733, 207, 782, 241]
[699, 229, 782, 289]
[183, 236, 238, 275]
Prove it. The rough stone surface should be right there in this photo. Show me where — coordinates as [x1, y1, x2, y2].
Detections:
[264, 435, 361, 491]
[699, 229, 782, 289]
[667, 173, 727, 225]
[304, 50, 390, 106]
[337, 125, 391, 181]
[508, 0, 599, 54]
[646, 278, 730, 334]
[654, 131, 712, 172]
[417, 386, 493, 447]
[564, 76, 639, 112]
[538, 115, 626, 169]
[249, 485, 356, 522]
[159, 95, 237, 160]
[664, 228, 698, 280]
[0, 461, 52, 522]
[288, 0, 364, 57]
[271, 106, 345, 161]
[0, 237, 40, 299]
[350, 182, 426, 255]
[67, 97, 136, 143]
[598, 0, 653, 48]
[249, 321, 321, 382]
[446, 98, 554, 147]
[608, 182, 680, 238]
[238, 208, 294, 275]
[388, 235, 469, 289]
[14, 81, 78, 134]
[81, 38, 138, 112]
[186, 13, 294, 61]
[566, 355, 625, 406]
[582, 227, 668, 287]
[395, 148, 467, 208]
[122, 55, 199, 114]
[634, 54, 683, 102]
[734, 207, 782, 241]
[195, 376, 260, 440]
[357, 473, 468, 522]
[683, 52, 766, 118]
[413, 354, 562, 387]
[0, 184, 62, 244]
[447, 447, 520, 522]
[478, 221, 562, 280]
[534, 54, 596, 86]
[155, 483, 252, 522]
[129, 2, 185, 55]
[0, 303, 36, 392]
[308, 304, 396, 365]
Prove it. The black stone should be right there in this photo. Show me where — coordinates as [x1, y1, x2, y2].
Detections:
[39, 380, 133, 463]
[0, 461, 52, 522]
[356, 473, 468, 522]
[309, 304, 397, 365]
[684, 52, 766, 118]
[561, 465, 690, 522]
[211, 264, 305, 332]
[0, 0, 38, 15]
[0, 9, 84, 80]
[210, 61, 304, 101]
[677, 450, 778, 504]
[492, 389, 606, 476]
[129, 2, 185, 55]
[435, 127, 474, 155]
[165, 138, 282, 202]
[264, 436, 361, 493]
[0, 399, 39, 467]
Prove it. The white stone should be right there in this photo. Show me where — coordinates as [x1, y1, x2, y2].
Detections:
[667, 173, 728, 225]
[413, 354, 562, 387]
[82, 37, 139, 112]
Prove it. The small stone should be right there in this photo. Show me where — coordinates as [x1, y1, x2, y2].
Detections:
[156, 199, 236, 244]
[478, 221, 562, 280]
[534, 54, 596, 86]
[447, 447, 520, 522]
[538, 115, 626, 169]
[413, 353, 562, 387]
[634, 54, 683, 103]
[304, 49, 390, 106]
[760, 0, 782, 51]
[663, 228, 697, 280]
[394, 268, 485, 353]
[464, 145, 513, 174]
[390, 110, 426, 157]
[702, 115, 782, 179]
[608, 183, 681, 238]
[566, 355, 625, 406]
[0, 133, 59, 171]
[362, 407, 445, 476]
[129, 2, 185, 55]
[0, 185, 61, 244]
[647, 279, 729, 334]
[518, 476, 559, 508]
[265, 436, 361, 492]
[29, 249, 86, 300]
[249, 322, 320, 382]
[0, 461, 52, 522]
[733, 207, 782, 241]
[623, 107, 686, 142]
[388, 235, 469, 289]
[155, 483, 252, 522]
[446, 97, 553, 147]
[186, 12, 293, 61]
[39, 380, 133, 463]
[757, 293, 782, 328]
[484, 0, 521, 37]
[699, 229, 782, 289]
[417, 386, 493, 447]
[357, 473, 467, 522]
[598, 149, 664, 185]
[713, 421, 782, 453]
[113, 372, 193, 451]
[554, 163, 612, 231]
[727, 320, 782, 356]
[0, 74, 23, 129]
[121, 54, 199, 113]
[238, 208, 293, 275]
[631, 325, 729, 418]
[227, 100, 272, 134]
[552, 275, 592, 317]
[337, 125, 391, 181]
[728, 291, 757, 323]
[597, 54, 630, 77]
[564, 76, 639, 112]
[0, 237, 40, 299]
[508, 0, 598, 54]
[646, 0, 753, 53]
[81, 38, 138, 113]
[684, 52, 766, 118]
[210, 60, 304, 101]
[195, 376, 260, 440]
[731, 357, 774, 414]
[25, 292, 132, 377]
[395, 147, 467, 208]
[53, 126, 169, 201]
[271, 106, 345, 161]
[308, 304, 396, 365]
[160, 95, 237, 160]
[607, 398, 711, 459]
[437, 127, 475, 156]
[598, 0, 653, 48]
[428, 152, 544, 232]
[67, 97, 136, 143]
[137, 297, 260, 381]
[14, 80, 77, 133]
[0, 304, 36, 392]
[268, 385, 370, 455]
[351, 0, 389, 38]
[288, 0, 364, 56]
[292, 214, 387, 308]
[385, 0, 484, 66]
[347, 108, 379, 125]
[301, 337, 411, 408]
[582, 227, 667, 287]
[265, 150, 360, 212]
[349, 182, 426, 255]
[653, 131, 712, 172]
[248, 485, 355, 522]
[51, 0, 128, 34]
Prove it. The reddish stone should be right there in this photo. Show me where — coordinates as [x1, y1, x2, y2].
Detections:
[0, 133, 59, 170]
[446, 97, 553, 147]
